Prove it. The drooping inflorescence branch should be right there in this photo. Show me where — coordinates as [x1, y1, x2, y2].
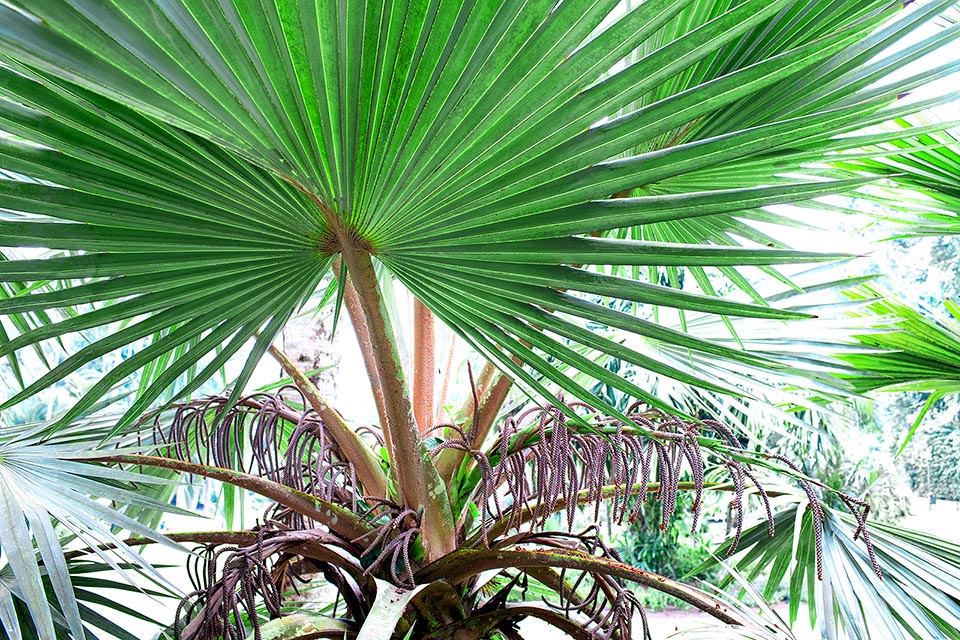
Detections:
[175, 527, 370, 640]
[148, 388, 365, 529]
[141, 393, 881, 640]
[467, 403, 742, 543]
[454, 401, 881, 582]
[534, 528, 646, 640]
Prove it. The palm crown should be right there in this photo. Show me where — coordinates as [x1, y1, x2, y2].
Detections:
[2, 1, 960, 638]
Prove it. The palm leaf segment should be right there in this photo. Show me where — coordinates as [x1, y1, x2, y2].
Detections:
[835, 115, 960, 235]
[0, 424, 182, 640]
[1, 1, 959, 421]
[830, 284, 960, 450]
[721, 503, 960, 640]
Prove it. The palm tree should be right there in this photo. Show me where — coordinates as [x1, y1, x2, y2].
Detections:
[2, 1, 960, 638]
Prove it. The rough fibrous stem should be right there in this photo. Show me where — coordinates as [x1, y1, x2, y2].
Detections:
[266, 343, 388, 498]
[412, 298, 436, 435]
[325, 211, 456, 561]
[417, 546, 752, 628]
[333, 255, 390, 440]
[93, 454, 371, 542]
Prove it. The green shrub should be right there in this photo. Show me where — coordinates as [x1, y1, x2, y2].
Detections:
[615, 492, 719, 611]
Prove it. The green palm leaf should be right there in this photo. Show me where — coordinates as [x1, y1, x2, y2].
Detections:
[833, 284, 960, 450]
[0, 425, 185, 639]
[830, 113, 960, 237]
[0, 78, 329, 428]
[839, 285, 960, 395]
[2, 0, 957, 427]
[2, 5, 960, 634]
[715, 502, 960, 640]
[0, 559, 171, 640]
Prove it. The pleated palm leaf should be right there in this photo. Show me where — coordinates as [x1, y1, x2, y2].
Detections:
[714, 500, 960, 640]
[2, 1, 960, 638]
[823, 74, 960, 448]
[1, 557, 173, 640]
[836, 283, 960, 450]
[0, 420, 185, 640]
[831, 116, 960, 236]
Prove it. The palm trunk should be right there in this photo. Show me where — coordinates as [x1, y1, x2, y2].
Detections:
[334, 242, 456, 561]
[336, 256, 390, 438]
[267, 343, 388, 499]
[412, 298, 436, 435]
[286, 179, 457, 560]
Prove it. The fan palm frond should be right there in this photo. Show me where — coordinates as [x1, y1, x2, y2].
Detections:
[0, 426, 184, 638]
[836, 283, 960, 449]
[715, 501, 960, 640]
[0, 0, 957, 425]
